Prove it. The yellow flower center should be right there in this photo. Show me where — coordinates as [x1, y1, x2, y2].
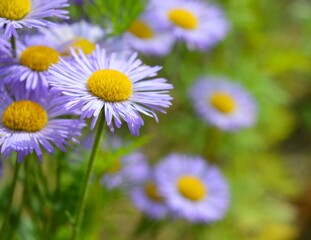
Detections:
[87, 69, 133, 102]
[107, 158, 122, 174]
[71, 38, 96, 55]
[168, 8, 198, 30]
[20, 46, 60, 72]
[128, 20, 154, 39]
[210, 92, 236, 114]
[2, 100, 48, 132]
[177, 175, 206, 201]
[145, 182, 164, 202]
[0, 0, 31, 20]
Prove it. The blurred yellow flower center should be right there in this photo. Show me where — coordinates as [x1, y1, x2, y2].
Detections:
[20, 46, 60, 72]
[87, 69, 133, 102]
[168, 8, 198, 30]
[210, 92, 236, 114]
[0, 0, 31, 20]
[2, 100, 48, 132]
[145, 182, 164, 202]
[107, 158, 122, 174]
[177, 176, 206, 201]
[128, 20, 154, 39]
[72, 38, 96, 55]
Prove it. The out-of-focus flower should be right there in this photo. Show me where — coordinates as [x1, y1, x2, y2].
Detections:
[0, 86, 85, 162]
[125, 12, 175, 56]
[0, 0, 69, 38]
[48, 46, 173, 135]
[0, 35, 10, 56]
[40, 21, 105, 55]
[131, 169, 169, 219]
[102, 152, 149, 189]
[152, 0, 228, 50]
[155, 154, 230, 223]
[0, 35, 61, 97]
[190, 77, 257, 131]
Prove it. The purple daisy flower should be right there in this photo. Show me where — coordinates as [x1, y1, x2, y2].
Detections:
[0, 34, 62, 97]
[152, 0, 229, 50]
[48, 46, 173, 135]
[189, 77, 257, 131]
[0, 0, 69, 38]
[0, 85, 85, 162]
[124, 11, 175, 56]
[102, 152, 150, 190]
[0, 35, 11, 56]
[154, 154, 230, 223]
[130, 169, 169, 219]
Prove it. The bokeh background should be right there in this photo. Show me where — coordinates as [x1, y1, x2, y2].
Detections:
[1, 0, 311, 239]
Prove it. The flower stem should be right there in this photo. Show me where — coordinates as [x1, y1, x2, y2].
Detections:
[10, 37, 16, 58]
[0, 158, 21, 238]
[71, 113, 105, 239]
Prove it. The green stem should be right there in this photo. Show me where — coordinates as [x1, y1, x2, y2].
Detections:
[71, 113, 105, 240]
[10, 37, 16, 58]
[0, 158, 21, 238]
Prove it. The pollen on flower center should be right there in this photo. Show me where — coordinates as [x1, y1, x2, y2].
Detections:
[0, 0, 31, 20]
[168, 8, 198, 30]
[210, 92, 236, 114]
[20, 46, 60, 72]
[2, 100, 48, 132]
[145, 182, 164, 202]
[177, 175, 206, 201]
[72, 38, 96, 55]
[128, 20, 154, 39]
[87, 69, 133, 102]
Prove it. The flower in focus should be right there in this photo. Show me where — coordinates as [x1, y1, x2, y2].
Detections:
[40, 21, 105, 56]
[189, 77, 257, 131]
[0, 35, 61, 97]
[0, 86, 85, 162]
[102, 152, 150, 190]
[48, 46, 173, 135]
[155, 154, 230, 223]
[152, 0, 228, 50]
[125, 12, 175, 56]
[131, 169, 169, 219]
[0, 0, 69, 38]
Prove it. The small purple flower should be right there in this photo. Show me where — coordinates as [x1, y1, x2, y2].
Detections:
[0, 85, 85, 162]
[48, 46, 173, 136]
[154, 154, 230, 223]
[130, 168, 169, 219]
[152, 0, 229, 51]
[190, 77, 257, 131]
[0, 35, 61, 97]
[0, 35, 11, 56]
[124, 11, 175, 56]
[0, 0, 69, 38]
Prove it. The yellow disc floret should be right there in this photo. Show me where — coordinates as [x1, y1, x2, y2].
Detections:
[20, 46, 60, 72]
[87, 69, 133, 102]
[72, 38, 96, 55]
[145, 182, 164, 202]
[210, 92, 236, 114]
[168, 8, 198, 30]
[177, 175, 206, 201]
[128, 20, 154, 39]
[0, 0, 31, 21]
[2, 100, 48, 132]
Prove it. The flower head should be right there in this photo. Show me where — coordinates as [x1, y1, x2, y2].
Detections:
[0, 35, 61, 97]
[190, 77, 257, 131]
[0, 85, 85, 162]
[125, 12, 175, 56]
[152, 0, 229, 50]
[0, 0, 69, 38]
[154, 154, 230, 223]
[48, 46, 173, 135]
[40, 21, 105, 56]
[130, 169, 169, 219]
